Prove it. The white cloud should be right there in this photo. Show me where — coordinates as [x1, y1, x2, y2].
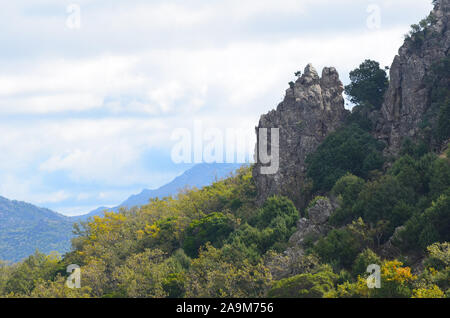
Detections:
[0, 56, 143, 113]
[0, 26, 408, 116]
[0, 26, 411, 194]
[0, 174, 69, 205]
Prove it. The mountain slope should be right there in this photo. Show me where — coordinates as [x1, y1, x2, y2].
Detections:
[0, 163, 244, 262]
[76, 163, 244, 220]
[0, 196, 73, 263]
[121, 163, 244, 208]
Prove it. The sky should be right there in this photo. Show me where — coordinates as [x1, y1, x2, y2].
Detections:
[0, 0, 434, 216]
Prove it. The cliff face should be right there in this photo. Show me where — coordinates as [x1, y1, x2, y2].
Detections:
[376, 0, 450, 154]
[253, 64, 348, 210]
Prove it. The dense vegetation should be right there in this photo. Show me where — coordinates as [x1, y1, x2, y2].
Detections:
[404, 12, 438, 50]
[0, 53, 448, 298]
[305, 123, 385, 192]
[422, 56, 450, 146]
[0, 148, 448, 298]
[0, 197, 73, 262]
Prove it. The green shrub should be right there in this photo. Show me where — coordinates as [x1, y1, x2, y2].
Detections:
[314, 219, 371, 270]
[183, 212, 235, 258]
[399, 190, 450, 251]
[230, 196, 299, 255]
[344, 59, 389, 110]
[352, 176, 414, 240]
[268, 269, 337, 298]
[330, 174, 365, 225]
[423, 57, 450, 144]
[162, 273, 186, 298]
[252, 196, 299, 230]
[306, 124, 384, 192]
[352, 249, 381, 277]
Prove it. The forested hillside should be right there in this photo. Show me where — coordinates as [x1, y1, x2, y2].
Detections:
[0, 146, 448, 297]
[0, 163, 242, 262]
[75, 163, 243, 221]
[0, 197, 73, 263]
[0, 0, 448, 298]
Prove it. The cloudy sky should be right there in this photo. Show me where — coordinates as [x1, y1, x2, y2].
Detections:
[0, 0, 433, 216]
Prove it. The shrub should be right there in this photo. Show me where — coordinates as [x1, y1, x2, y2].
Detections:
[268, 269, 337, 298]
[252, 196, 299, 230]
[352, 176, 414, 240]
[183, 212, 235, 258]
[330, 174, 365, 225]
[344, 59, 389, 110]
[306, 124, 384, 192]
[314, 219, 371, 270]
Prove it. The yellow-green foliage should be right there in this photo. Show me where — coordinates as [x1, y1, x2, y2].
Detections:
[185, 244, 272, 298]
[268, 266, 337, 298]
[0, 161, 447, 299]
[0, 166, 271, 298]
[331, 260, 418, 298]
[412, 285, 444, 298]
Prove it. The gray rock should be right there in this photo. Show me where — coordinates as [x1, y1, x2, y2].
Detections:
[253, 1, 449, 211]
[288, 197, 338, 247]
[307, 198, 334, 225]
[380, 226, 405, 259]
[265, 246, 322, 280]
[375, 0, 450, 155]
[288, 218, 323, 246]
[253, 64, 348, 210]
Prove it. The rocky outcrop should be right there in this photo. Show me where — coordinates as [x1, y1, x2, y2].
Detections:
[307, 198, 335, 224]
[375, 0, 450, 155]
[379, 225, 405, 259]
[253, 64, 348, 210]
[266, 197, 338, 280]
[288, 197, 337, 247]
[265, 247, 318, 280]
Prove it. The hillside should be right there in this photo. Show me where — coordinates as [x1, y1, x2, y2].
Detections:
[0, 197, 73, 263]
[0, 163, 243, 262]
[0, 0, 448, 298]
[75, 163, 243, 220]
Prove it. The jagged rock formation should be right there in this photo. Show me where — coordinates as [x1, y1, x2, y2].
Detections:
[288, 197, 338, 247]
[375, 0, 450, 155]
[253, 64, 348, 210]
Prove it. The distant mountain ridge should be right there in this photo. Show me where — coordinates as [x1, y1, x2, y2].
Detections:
[75, 163, 244, 220]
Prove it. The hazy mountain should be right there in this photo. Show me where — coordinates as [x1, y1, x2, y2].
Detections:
[75, 163, 244, 220]
[0, 196, 73, 263]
